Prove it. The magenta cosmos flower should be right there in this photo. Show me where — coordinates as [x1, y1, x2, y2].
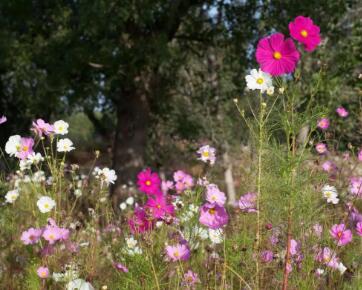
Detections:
[21, 227, 42, 245]
[330, 224, 352, 246]
[206, 183, 226, 206]
[17, 137, 34, 160]
[114, 262, 129, 273]
[128, 206, 153, 234]
[256, 32, 300, 76]
[317, 118, 330, 130]
[238, 192, 257, 213]
[289, 16, 321, 52]
[0, 115, 7, 124]
[199, 203, 228, 229]
[349, 177, 362, 197]
[137, 168, 161, 195]
[145, 195, 174, 219]
[37, 266, 50, 279]
[166, 243, 190, 261]
[32, 119, 54, 136]
[336, 106, 349, 118]
[260, 250, 274, 263]
[315, 143, 327, 154]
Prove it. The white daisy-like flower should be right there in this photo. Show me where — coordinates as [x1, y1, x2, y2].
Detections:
[53, 120, 69, 135]
[74, 189, 82, 197]
[27, 152, 44, 164]
[197, 145, 216, 165]
[119, 202, 127, 210]
[5, 135, 21, 157]
[37, 196, 56, 213]
[126, 196, 134, 206]
[209, 228, 223, 244]
[5, 189, 19, 203]
[66, 279, 94, 290]
[93, 167, 117, 185]
[57, 138, 75, 152]
[322, 185, 339, 204]
[245, 69, 273, 93]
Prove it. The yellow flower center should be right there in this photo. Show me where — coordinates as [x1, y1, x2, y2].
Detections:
[44, 203, 49, 209]
[49, 234, 55, 240]
[256, 78, 264, 84]
[337, 231, 343, 238]
[300, 29, 308, 37]
[325, 191, 332, 198]
[202, 151, 209, 157]
[209, 208, 216, 215]
[273, 51, 282, 60]
[22, 146, 29, 152]
[156, 204, 161, 209]
[40, 271, 47, 278]
[174, 250, 179, 257]
[145, 180, 151, 186]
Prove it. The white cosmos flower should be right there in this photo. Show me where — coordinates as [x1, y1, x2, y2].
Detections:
[66, 279, 94, 290]
[53, 120, 69, 135]
[322, 185, 339, 204]
[337, 262, 347, 275]
[94, 167, 117, 185]
[119, 202, 127, 210]
[57, 138, 75, 152]
[209, 228, 223, 244]
[245, 69, 273, 93]
[5, 189, 19, 203]
[27, 152, 44, 164]
[5, 135, 21, 157]
[37, 196, 56, 213]
[126, 196, 134, 205]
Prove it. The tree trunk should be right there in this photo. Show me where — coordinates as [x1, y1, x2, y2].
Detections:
[111, 89, 150, 200]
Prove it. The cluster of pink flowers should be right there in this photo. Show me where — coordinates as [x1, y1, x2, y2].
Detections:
[173, 170, 194, 193]
[32, 119, 54, 136]
[21, 218, 70, 247]
[256, 16, 321, 76]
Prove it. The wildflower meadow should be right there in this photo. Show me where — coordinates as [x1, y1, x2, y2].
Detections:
[1, 3, 362, 290]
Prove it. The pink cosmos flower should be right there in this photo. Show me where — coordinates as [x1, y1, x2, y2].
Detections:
[336, 106, 349, 118]
[349, 177, 362, 197]
[289, 16, 321, 51]
[238, 192, 257, 213]
[32, 119, 54, 136]
[137, 168, 162, 195]
[197, 145, 216, 165]
[256, 32, 300, 76]
[161, 180, 174, 194]
[315, 143, 327, 154]
[199, 203, 228, 229]
[321, 161, 337, 173]
[114, 262, 129, 273]
[358, 149, 362, 162]
[173, 170, 194, 193]
[313, 223, 323, 238]
[182, 270, 200, 287]
[317, 118, 330, 130]
[42, 226, 62, 245]
[128, 206, 153, 234]
[315, 247, 339, 268]
[17, 137, 34, 160]
[330, 224, 352, 246]
[260, 250, 273, 262]
[37, 266, 49, 279]
[289, 239, 301, 256]
[166, 243, 190, 261]
[145, 195, 174, 219]
[206, 184, 226, 206]
[356, 222, 362, 236]
[0, 115, 7, 124]
[21, 228, 42, 245]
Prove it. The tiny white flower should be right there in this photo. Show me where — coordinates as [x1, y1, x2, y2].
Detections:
[37, 196, 56, 213]
[278, 87, 285, 94]
[245, 69, 273, 93]
[5, 189, 19, 203]
[27, 152, 44, 164]
[126, 236, 138, 249]
[119, 202, 127, 210]
[315, 268, 325, 276]
[126, 196, 134, 205]
[209, 228, 223, 244]
[337, 262, 347, 275]
[74, 189, 82, 197]
[5, 135, 21, 157]
[19, 160, 32, 171]
[99, 197, 107, 203]
[266, 86, 275, 96]
[156, 221, 163, 228]
[322, 185, 339, 204]
[32, 170, 46, 183]
[57, 138, 75, 152]
[93, 167, 117, 185]
[53, 120, 69, 135]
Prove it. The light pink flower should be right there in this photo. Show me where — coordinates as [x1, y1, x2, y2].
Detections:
[32, 119, 54, 136]
[37, 266, 49, 279]
[166, 243, 190, 261]
[256, 32, 300, 76]
[114, 262, 129, 273]
[42, 226, 61, 245]
[0, 115, 7, 124]
[173, 170, 194, 193]
[182, 270, 200, 287]
[289, 16, 321, 51]
[317, 118, 329, 130]
[238, 192, 257, 213]
[315, 143, 327, 154]
[356, 222, 362, 236]
[358, 149, 362, 162]
[315, 247, 339, 268]
[21, 228, 42, 245]
[330, 224, 352, 246]
[349, 177, 362, 197]
[321, 161, 337, 173]
[197, 145, 216, 165]
[336, 107, 349, 118]
[17, 137, 34, 160]
[260, 250, 273, 262]
[313, 223, 323, 238]
[199, 203, 228, 229]
[206, 184, 226, 206]
[161, 180, 174, 194]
